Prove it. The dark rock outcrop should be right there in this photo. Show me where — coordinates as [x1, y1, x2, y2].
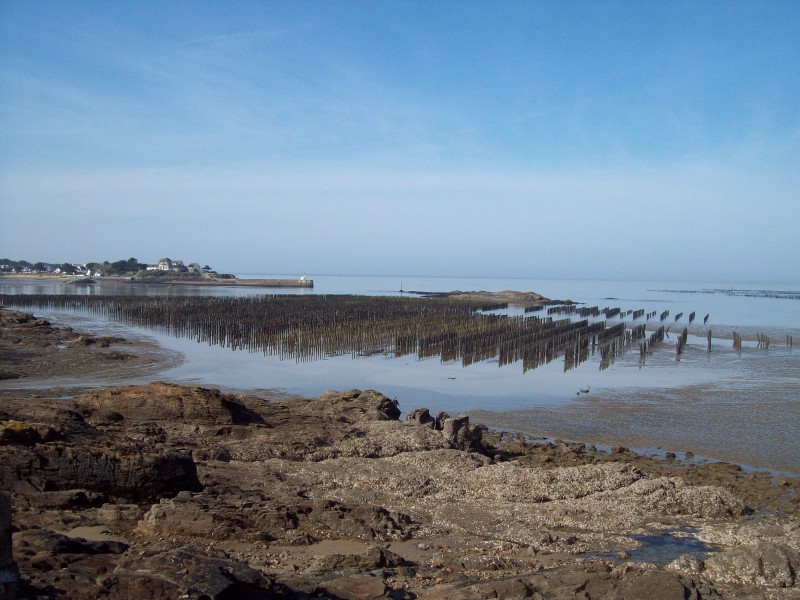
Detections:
[421, 564, 718, 600]
[317, 388, 401, 421]
[0, 420, 60, 445]
[1, 390, 202, 505]
[139, 492, 417, 544]
[15, 528, 129, 557]
[0, 493, 19, 600]
[109, 543, 272, 600]
[15, 535, 273, 600]
[306, 546, 409, 575]
[404, 407, 435, 428]
[2, 441, 200, 503]
[441, 414, 485, 452]
[75, 381, 265, 426]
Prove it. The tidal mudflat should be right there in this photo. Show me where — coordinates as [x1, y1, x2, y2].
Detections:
[473, 336, 800, 476]
[2, 305, 800, 598]
[2, 289, 798, 476]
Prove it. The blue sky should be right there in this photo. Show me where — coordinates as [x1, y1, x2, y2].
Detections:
[1, 1, 798, 282]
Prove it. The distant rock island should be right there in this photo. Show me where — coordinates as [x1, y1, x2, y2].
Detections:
[408, 289, 567, 306]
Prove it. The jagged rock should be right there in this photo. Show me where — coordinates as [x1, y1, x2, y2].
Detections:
[704, 541, 800, 588]
[454, 554, 532, 572]
[1, 443, 201, 502]
[695, 517, 800, 548]
[15, 528, 129, 557]
[423, 566, 715, 600]
[440, 415, 484, 452]
[217, 392, 449, 462]
[421, 577, 535, 600]
[97, 503, 144, 523]
[319, 574, 388, 599]
[666, 554, 704, 576]
[306, 546, 408, 575]
[105, 543, 271, 600]
[405, 408, 436, 428]
[1, 386, 206, 505]
[618, 570, 703, 600]
[192, 445, 232, 462]
[317, 388, 401, 421]
[0, 401, 87, 438]
[75, 381, 264, 425]
[0, 420, 59, 445]
[138, 492, 417, 544]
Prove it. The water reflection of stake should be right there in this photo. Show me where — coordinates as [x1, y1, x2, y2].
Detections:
[0, 294, 699, 377]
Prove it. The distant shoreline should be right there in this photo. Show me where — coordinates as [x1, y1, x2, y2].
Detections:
[0, 273, 313, 288]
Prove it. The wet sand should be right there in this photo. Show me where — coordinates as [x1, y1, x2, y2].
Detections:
[473, 342, 800, 475]
[0, 308, 184, 393]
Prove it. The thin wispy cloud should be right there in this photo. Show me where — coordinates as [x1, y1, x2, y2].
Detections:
[183, 25, 309, 49]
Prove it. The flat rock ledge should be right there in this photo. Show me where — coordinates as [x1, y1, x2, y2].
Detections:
[1, 382, 798, 599]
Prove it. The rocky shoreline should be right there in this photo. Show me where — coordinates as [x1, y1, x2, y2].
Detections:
[1, 308, 799, 599]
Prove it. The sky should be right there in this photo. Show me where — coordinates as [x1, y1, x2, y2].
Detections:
[1, 1, 799, 283]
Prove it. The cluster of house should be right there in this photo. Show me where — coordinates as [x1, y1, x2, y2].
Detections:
[0, 264, 30, 273]
[145, 258, 206, 273]
[0, 258, 213, 277]
[55, 265, 94, 276]
[41, 258, 208, 277]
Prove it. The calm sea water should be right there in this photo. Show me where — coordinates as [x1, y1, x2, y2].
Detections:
[239, 274, 800, 329]
[2, 275, 798, 473]
[7, 274, 798, 327]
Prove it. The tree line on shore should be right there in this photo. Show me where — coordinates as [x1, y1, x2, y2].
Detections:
[1, 257, 213, 277]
